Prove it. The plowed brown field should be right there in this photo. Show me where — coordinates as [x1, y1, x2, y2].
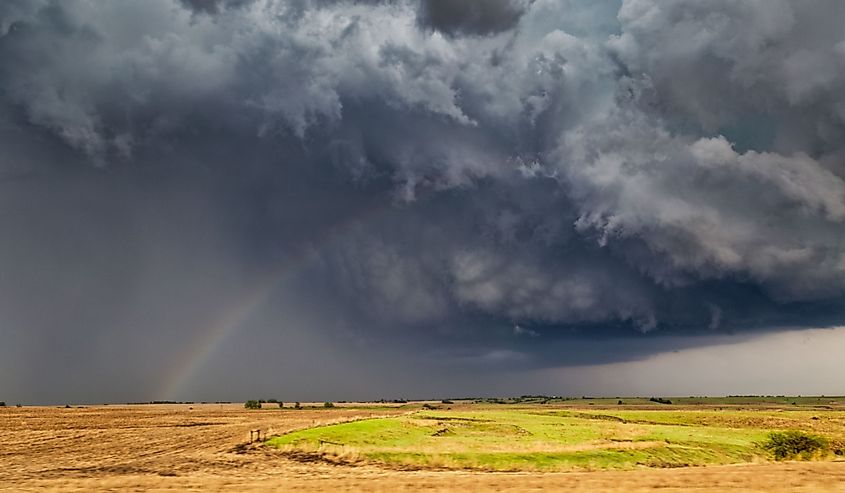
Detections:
[2, 403, 845, 492]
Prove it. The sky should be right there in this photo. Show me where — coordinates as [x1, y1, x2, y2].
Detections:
[2, 0, 845, 404]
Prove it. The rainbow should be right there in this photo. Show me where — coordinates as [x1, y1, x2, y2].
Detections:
[157, 198, 389, 401]
[157, 257, 297, 401]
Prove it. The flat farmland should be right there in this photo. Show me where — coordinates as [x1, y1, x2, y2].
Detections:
[3, 401, 845, 492]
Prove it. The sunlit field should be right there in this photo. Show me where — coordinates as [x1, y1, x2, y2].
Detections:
[269, 399, 845, 471]
[4, 398, 845, 492]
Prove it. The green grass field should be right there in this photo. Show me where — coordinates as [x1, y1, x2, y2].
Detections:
[266, 401, 845, 471]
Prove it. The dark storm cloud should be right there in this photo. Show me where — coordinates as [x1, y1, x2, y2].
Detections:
[416, 0, 530, 36]
[2, 0, 845, 403]
[178, 0, 255, 15]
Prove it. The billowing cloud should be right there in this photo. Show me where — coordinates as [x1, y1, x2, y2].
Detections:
[2, 0, 845, 402]
[558, 105, 845, 301]
[610, 0, 845, 155]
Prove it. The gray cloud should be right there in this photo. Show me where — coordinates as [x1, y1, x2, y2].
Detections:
[557, 103, 845, 302]
[178, 0, 255, 15]
[610, 0, 845, 155]
[2, 0, 845, 402]
[417, 0, 531, 36]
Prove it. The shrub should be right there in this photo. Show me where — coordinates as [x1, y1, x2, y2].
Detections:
[441, 399, 453, 404]
[764, 431, 828, 460]
[323, 401, 335, 408]
[244, 400, 262, 410]
[0, 402, 5, 407]
[294, 402, 301, 409]
[649, 397, 673, 405]
[278, 402, 284, 408]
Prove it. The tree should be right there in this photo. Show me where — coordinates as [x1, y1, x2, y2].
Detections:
[323, 401, 335, 408]
[244, 400, 261, 410]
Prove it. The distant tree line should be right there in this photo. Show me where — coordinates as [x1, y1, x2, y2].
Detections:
[243, 399, 331, 410]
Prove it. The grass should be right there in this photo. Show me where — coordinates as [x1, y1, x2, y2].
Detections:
[458, 395, 845, 408]
[266, 405, 845, 471]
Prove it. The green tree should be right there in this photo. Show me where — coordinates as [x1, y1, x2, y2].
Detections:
[764, 431, 828, 460]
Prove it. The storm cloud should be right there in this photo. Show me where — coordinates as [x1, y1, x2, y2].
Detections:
[2, 0, 845, 403]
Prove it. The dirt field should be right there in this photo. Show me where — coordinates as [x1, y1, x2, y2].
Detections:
[3, 403, 845, 492]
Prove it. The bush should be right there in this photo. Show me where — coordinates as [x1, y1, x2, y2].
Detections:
[278, 402, 284, 408]
[0, 401, 5, 407]
[244, 400, 262, 410]
[323, 401, 335, 408]
[764, 431, 828, 460]
[294, 402, 301, 409]
[649, 397, 673, 405]
[441, 399, 453, 404]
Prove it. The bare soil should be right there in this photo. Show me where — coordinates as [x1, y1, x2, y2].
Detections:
[2, 403, 845, 492]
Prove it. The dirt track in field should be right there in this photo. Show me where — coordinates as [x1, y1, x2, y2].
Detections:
[2, 403, 845, 492]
